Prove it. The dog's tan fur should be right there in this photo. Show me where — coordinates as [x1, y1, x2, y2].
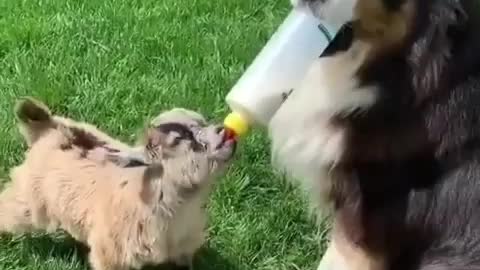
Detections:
[353, 0, 415, 53]
[0, 97, 234, 270]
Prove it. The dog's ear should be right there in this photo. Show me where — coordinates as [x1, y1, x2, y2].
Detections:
[409, 0, 467, 102]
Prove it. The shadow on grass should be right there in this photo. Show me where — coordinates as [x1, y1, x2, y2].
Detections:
[2, 233, 237, 270]
[193, 247, 238, 270]
[11, 233, 89, 267]
[143, 246, 238, 270]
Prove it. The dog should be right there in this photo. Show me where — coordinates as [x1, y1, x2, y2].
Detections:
[269, 0, 480, 269]
[0, 97, 236, 270]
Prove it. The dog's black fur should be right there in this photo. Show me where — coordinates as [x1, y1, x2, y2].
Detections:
[327, 0, 480, 269]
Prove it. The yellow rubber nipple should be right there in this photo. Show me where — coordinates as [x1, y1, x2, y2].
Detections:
[224, 111, 249, 137]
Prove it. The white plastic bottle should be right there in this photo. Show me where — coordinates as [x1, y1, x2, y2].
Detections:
[224, 7, 341, 138]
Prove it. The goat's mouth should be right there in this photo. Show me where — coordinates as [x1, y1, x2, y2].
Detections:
[198, 126, 237, 161]
[214, 128, 238, 157]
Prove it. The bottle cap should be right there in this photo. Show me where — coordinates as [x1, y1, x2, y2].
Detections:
[224, 111, 249, 138]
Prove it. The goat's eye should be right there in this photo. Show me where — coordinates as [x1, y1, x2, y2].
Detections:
[171, 136, 182, 147]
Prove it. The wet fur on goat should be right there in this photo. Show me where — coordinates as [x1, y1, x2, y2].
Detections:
[0, 97, 235, 270]
[271, 0, 480, 269]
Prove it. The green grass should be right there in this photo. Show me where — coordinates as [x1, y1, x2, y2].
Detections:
[0, 0, 326, 269]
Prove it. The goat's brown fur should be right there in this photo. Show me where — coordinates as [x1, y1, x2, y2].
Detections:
[0, 97, 234, 270]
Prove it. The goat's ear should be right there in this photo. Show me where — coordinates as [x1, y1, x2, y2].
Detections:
[409, 0, 467, 102]
[140, 163, 165, 204]
[145, 127, 179, 160]
[145, 128, 169, 148]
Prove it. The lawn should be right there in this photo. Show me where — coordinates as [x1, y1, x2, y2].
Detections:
[0, 0, 325, 269]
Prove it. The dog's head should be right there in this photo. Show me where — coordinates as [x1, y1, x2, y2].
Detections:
[271, 0, 474, 213]
[275, 0, 479, 261]
[285, 0, 471, 151]
[295, 0, 468, 84]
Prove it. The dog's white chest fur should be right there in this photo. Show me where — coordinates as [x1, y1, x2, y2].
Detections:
[269, 41, 377, 210]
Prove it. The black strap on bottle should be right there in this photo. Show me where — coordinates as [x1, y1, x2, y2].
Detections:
[319, 22, 354, 57]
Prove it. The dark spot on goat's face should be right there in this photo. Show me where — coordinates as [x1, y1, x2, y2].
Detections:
[147, 112, 235, 163]
[157, 123, 197, 142]
[144, 123, 206, 160]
